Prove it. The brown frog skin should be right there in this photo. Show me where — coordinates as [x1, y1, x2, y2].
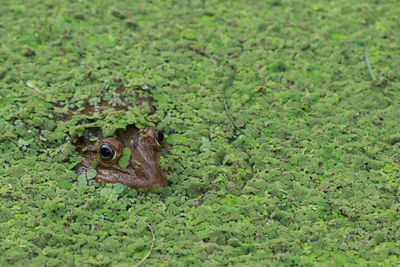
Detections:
[77, 125, 168, 190]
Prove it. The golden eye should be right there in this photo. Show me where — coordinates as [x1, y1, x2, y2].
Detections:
[99, 144, 116, 161]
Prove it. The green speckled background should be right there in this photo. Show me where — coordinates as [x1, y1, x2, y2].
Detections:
[1, 0, 399, 266]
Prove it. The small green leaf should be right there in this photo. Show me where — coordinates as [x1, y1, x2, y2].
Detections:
[118, 147, 132, 168]
[167, 134, 190, 145]
[122, 147, 131, 157]
[86, 169, 97, 179]
[113, 183, 125, 194]
[153, 93, 168, 104]
[118, 157, 129, 168]
[100, 188, 113, 196]
[17, 138, 33, 147]
[90, 160, 98, 169]
[78, 174, 88, 186]
[182, 28, 198, 39]
[58, 179, 72, 190]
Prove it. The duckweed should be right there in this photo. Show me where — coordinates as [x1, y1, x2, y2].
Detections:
[1, 0, 399, 266]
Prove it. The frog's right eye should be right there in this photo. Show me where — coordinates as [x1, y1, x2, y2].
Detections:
[156, 130, 164, 143]
[99, 144, 116, 161]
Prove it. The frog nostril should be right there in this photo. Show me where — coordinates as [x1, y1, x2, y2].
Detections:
[156, 130, 164, 143]
[99, 144, 115, 161]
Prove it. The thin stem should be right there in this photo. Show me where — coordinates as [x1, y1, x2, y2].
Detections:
[221, 70, 241, 134]
[132, 215, 156, 267]
[364, 48, 376, 81]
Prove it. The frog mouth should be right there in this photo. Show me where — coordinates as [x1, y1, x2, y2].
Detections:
[96, 166, 138, 180]
[95, 165, 152, 187]
[94, 162, 167, 189]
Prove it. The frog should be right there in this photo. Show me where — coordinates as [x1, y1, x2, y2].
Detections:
[76, 124, 168, 190]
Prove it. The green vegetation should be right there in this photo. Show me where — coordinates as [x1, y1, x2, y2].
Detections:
[1, 0, 399, 266]
[119, 148, 132, 169]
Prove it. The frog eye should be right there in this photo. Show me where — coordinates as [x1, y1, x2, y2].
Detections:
[156, 130, 164, 143]
[99, 144, 116, 161]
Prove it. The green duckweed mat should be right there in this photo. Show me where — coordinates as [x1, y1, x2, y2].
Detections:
[1, 0, 400, 266]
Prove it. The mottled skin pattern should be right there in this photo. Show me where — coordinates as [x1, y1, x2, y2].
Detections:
[77, 125, 168, 190]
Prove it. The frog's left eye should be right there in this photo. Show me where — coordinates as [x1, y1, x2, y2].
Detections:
[99, 144, 116, 161]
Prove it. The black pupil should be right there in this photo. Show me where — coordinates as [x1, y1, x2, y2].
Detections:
[156, 130, 164, 142]
[100, 144, 114, 160]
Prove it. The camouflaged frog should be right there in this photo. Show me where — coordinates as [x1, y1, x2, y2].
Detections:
[76, 125, 168, 190]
